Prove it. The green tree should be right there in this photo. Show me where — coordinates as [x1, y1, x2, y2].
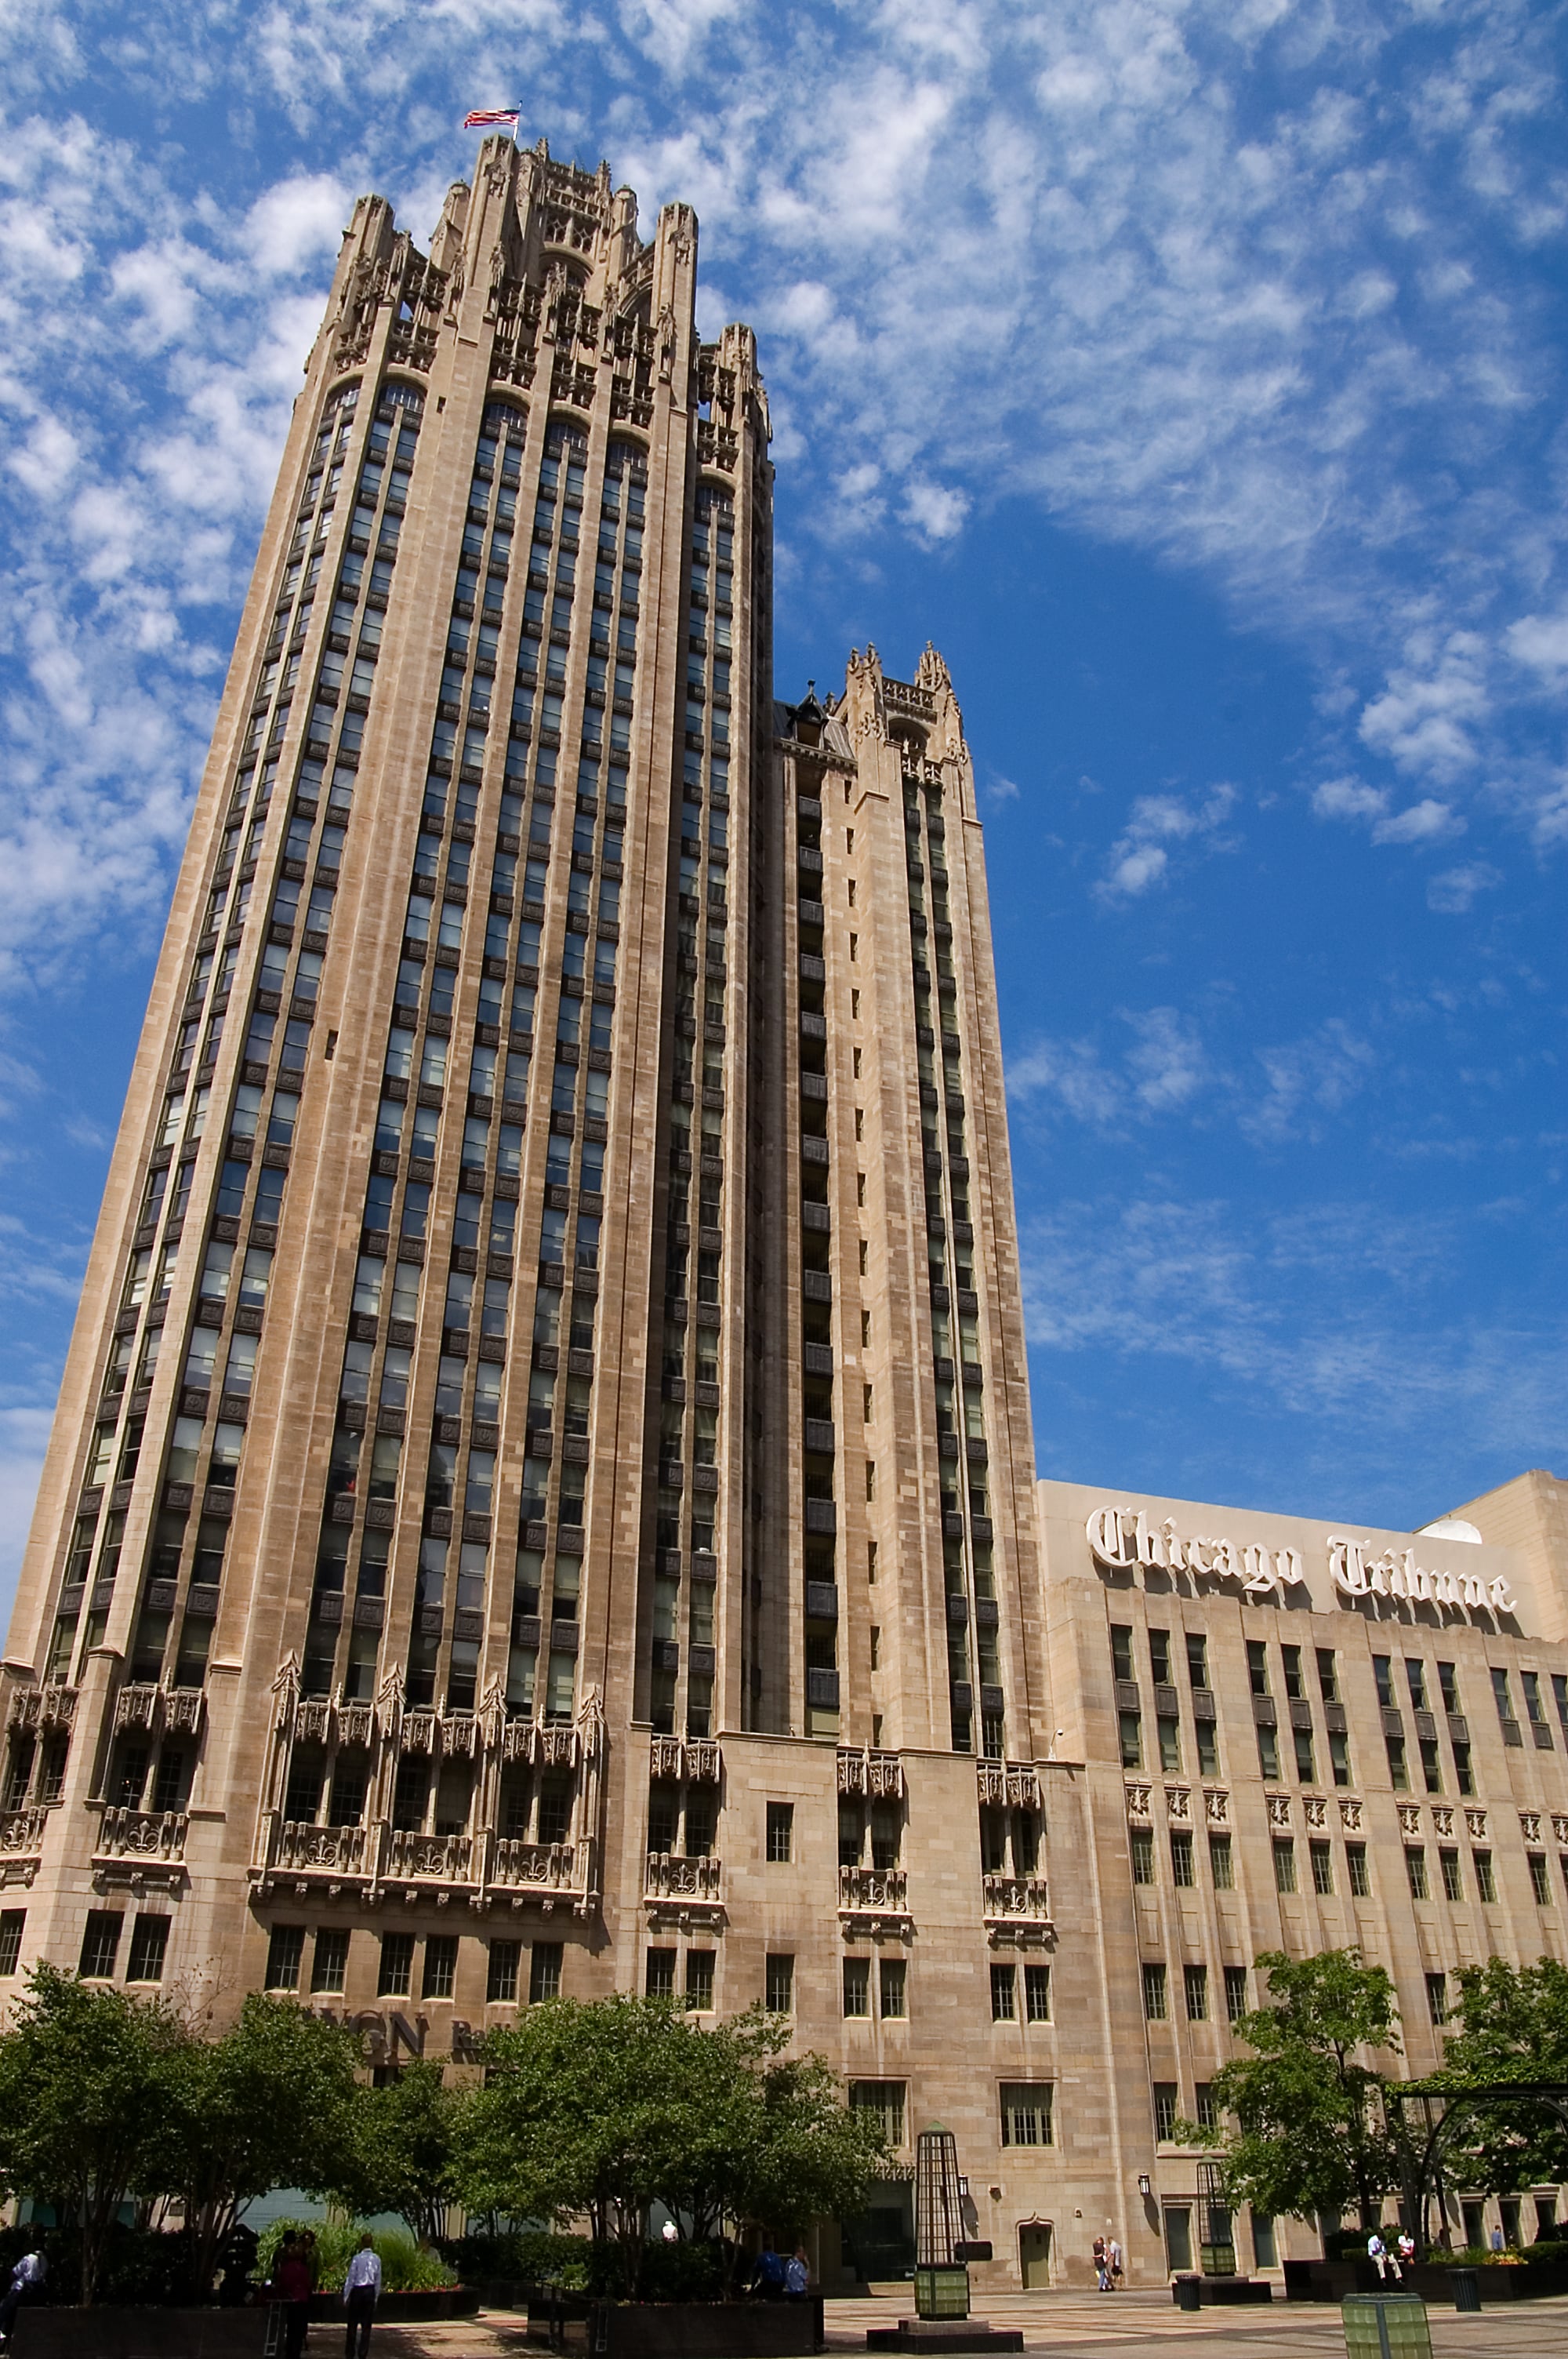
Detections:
[457, 1994, 886, 2295]
[0, 1966, 186, 2304]
[332, 2056, 468, 2243]
[165, 1994, 365, 2298]
[1179, 1949, 1403, 2235]
[1434, 1958, 1568, 2201]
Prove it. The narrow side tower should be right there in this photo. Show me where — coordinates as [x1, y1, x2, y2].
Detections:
[2, 136, 771, 2002]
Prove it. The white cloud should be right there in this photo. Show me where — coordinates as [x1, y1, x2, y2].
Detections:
[1370, 797, 1464, 846]
[1312, 776, 1388, 823]
[1124, 1006, 1210, 1110]
[1427, 861, 1502, 914]
[1506, 609, 1568, 681]
[902, 480, 967, 541]
[1243, 1020, 1377, 1146]
[1358, 633, 1490, 782]
[1095, 782, 1237, 903]
[243, 173, 350, 277]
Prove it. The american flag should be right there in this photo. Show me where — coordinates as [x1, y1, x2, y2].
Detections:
[463, 107, 521, 129]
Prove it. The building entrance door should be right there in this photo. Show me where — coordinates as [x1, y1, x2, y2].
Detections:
[1164, 2207, 1193, 2274]
[1018, 2224, 1051, 2288]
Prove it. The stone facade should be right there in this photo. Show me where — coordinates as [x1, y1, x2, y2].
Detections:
[4, 136, 1568, 2292]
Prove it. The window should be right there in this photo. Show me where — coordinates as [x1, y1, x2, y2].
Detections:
[1282, 1645, 1304, 1700]
[1272, 1838, 1297, 1894]
[1316, 1649, 1339, 1703]
[1374, 1656, 1393, 1708]
[1158, 1715, 1181, 1772]
[125, 1916, 169, 1983]
[1131, 1828, 1154, 1885]
[1474, 1851, 1497, 1904]
[645, 1947, 676, 1998]
[378, 1931, 415, 1997]
[1257, 1725, 1279, 1780]
[844, 1957, 871, 2018]
[1120, 1713, 1142, 1770]
[1420, 1738, 1443, 1794]
[1170, 1831, 1195, 1886]
[1224, 1966, 1248, 2023]
[1195, 2083, 1218, 2132]
[766, 1801, 793, 1862]
[991, 1963, 1017, 2021]
[1491, 1668, 1519, 1739]
[1386, 1734, 1408, 1790]
[1186, 1633, 1208, 1687]
[1406, 1659, 1428, 1710]
[1524, 1670, 1548, 1728]
[1439, 1662, 1460, 1714]
[314, 1929, 350, 1994]
[1252, 2215, 1277, 2270]
[530, 1940, 563, 2002]
[1184, 1963, 1209, 2021]
[1152, 2082, 1178, 2140]
[1406, 1848, 1429, 1900]
[1310, 1840, 1334, 1895]
[1000, 2083, 1054, 2147]
[1530, 1853, 1552, 1905]
[1142, 1962, 1167, 2020]
[880, 1958, 907, 2018]
[1149, 1629, 1172, 1683]
[0, 1911, 23, 1976]
[423, 1934, 459, 2000]
[1025, 1964, 1051, 2023]
[850, 2081, 906, 2148]
[264, 1922, 304, 1991]
[1330, 1732, 1352, 1787]
[1452, 1741, 1473, 1795]
[766, 1954, 794, 2013]
[1294, 1726, 1316, 1783]
[1110, 1626, 1134, 1681]
[1247, 1641, 1269, 1696]
[1209, 1834, 1233, 1889]
[1439, 1848, 1462, 1900]
[1347, 1843, 1370, 1896]
[1426, 1972, 1448, 2026]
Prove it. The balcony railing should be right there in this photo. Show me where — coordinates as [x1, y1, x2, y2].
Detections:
[277, 1820, 367, 1874]
[838, 1865, 907, 1913]
[495, 1839, 578, 1890]
[0, 1807, 49, 1856]
[645, 1852, 724, 1901]
[982, 1873, 1051, 1920]
[387, 1830, 472, 1883]
[96, 1808, 189, 1862]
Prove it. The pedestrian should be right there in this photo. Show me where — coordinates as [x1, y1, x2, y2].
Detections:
[1397, 2231, 1415, 2270]
[272, 2234, 314, 2359]
[1106, 2235, 1123, 2289]
[1490, 2225, 1504, 2253]
[343, 2232, 382, 2359]
[750, 2241, 786, 2299]
[301, 2229, 321, 2287]
[784, 2246, 810, 2299]
[1092, 2234, 1109, 2292]
[1367, 2230, 1401, 2283]
[0, 2245, 47, 2345]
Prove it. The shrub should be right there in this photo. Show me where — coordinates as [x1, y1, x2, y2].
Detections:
[257, 2219, 456, 2293]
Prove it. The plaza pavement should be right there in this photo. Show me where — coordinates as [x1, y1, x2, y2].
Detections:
[296, 2286, 1568, 2359]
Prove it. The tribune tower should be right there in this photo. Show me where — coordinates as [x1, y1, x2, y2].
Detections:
[2, 138, 1044, 2037]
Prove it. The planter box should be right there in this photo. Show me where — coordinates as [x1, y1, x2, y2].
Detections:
[1285, 2259, 1568, 2306]
[526, 2298, 824, 2357]
[1169, 2276, 1272, 2306]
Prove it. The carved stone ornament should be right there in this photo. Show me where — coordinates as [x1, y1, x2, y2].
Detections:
[1339, 1797, 1363, 1829]
[1124, 1782, 1152, 1820]
[1398, 1803, 1422, 1837]
[1520, 1811, 1542, 1844]
[1465, 1808, 1488, 1838]
[1266, 1793, 1290, 1828]
[1203, 1787, 1229, 1824]
[1164, 1786, 1191, 1822]
[1553, 1814, 1568, 1846]
[1432, 1806, 1455, 1837]
[1303, 1795, 1327, 1829]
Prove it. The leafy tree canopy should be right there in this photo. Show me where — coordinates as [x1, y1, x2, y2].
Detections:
[458, 1994, 887, 2293]
[1178, 1949, 1403, 2230]
[1431, 1958, 1568, 2196]
[330, 2055, 469, 2243]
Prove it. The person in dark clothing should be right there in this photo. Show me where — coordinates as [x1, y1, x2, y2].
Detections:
[272, 2234, 313, 2359]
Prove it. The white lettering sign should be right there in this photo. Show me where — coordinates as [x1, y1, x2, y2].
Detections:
[1087, 1507, 1306, 1598]
[1327, 1538, 1515, 1616]
[1084, 1503, 1519, 1617]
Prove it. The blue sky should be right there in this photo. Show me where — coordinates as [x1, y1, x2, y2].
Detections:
[1, 0, 1566, 1623]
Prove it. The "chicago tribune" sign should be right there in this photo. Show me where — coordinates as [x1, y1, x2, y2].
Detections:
[1087, 1505, 1517, 1616]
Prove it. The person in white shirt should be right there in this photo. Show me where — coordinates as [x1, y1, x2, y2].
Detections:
[343, 2234, 383, 2358]
[0, 2248, 46, 2344]
[1367, 2232, 1402, 2282]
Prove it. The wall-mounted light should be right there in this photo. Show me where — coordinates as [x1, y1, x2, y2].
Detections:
[1138, 2174, 1153, 2197]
